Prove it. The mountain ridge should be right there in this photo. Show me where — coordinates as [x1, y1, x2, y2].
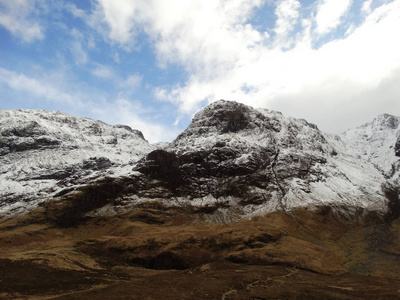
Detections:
[0, 109, 156, 217]
[0, 101, 399, 222]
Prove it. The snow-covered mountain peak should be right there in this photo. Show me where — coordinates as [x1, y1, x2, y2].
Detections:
[368, 113, 400, 131]
[340, 112, 400, 177]
[173, 100, 331, 155]
[0, 109, 147, 141]
[0, 109, 156, 217]
[187, 99, 280, 133]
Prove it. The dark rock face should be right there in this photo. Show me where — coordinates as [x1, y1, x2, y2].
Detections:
[0, 138, 61, 155]
[32, 168, 75, 180]
[381, 114, 399, 130]
[396, 136, 400, 157]
[200, 100, 255, 133]
[136, 145, 275, 200]
[114, 125, 146, 141]
[382, 183, 400, 222]
[0, 121, 61, 155]
[11, 137, 61, 153]
[1, 121, 45, 137]
[48, 178, 128, 227]
[135, 150, 184, 190]
[138, 150, 180, 178]
[82, 157, 113, 170]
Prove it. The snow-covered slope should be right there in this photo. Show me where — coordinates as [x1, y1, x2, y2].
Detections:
[339, 113, 400, 220]
[134, 100, 389, 221]
[0, 109, 156, 217]
[1, 102, 399, 222]
[340, 113, 400, 178]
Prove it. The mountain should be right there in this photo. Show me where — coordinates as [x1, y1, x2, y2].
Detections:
[0, 109, 156, 217]
[1, 102, 399, 222]
[135, 100, 394, 221]
[1, 101, 400, 299]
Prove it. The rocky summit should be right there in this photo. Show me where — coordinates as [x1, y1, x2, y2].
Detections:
[1, 100, 400, 299]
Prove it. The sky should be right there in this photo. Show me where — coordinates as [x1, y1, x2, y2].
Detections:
[1, 0, 400, 143]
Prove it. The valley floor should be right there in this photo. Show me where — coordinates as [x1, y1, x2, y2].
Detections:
[0, 203, 400, 299]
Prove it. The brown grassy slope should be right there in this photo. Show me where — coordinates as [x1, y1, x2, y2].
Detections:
[0, 202, 399, 299]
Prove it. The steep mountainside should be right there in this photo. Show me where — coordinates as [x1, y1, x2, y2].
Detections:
[0, 109, 155, 217]
[340, 113, 400, 221]
[135, 101, 392, 221]
[340, 113, 400, 178]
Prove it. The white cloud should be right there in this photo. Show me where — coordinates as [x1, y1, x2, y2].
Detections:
[97, 0, 137, 44]
[314, 0, 352, 35]
[70, 41, 88, 65]
[147, 0, 400, 133]
[361, 0, 373, 14]
[88, 65, 143, 94]
[91, 63, 115, 79]
[0, 68, 76, 105]
[0, 0, 44, 42]
[65, 3, 86, 19]
[274, 0, 301, 44]
[88, 0, 142, 50]
[269, 67, 400, 133]
[151, 1, 265, 76]
[90, 0, 264, 69]
[70, 28, 89, 65]
[93, 98, 180, 143]
[123, 73, 142, 89]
